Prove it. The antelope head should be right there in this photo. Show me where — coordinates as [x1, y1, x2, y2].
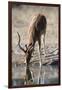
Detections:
[17, 32, 34, 66]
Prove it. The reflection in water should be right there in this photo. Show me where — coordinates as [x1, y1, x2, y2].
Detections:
[24, 66, 33, 85]
[12, 63, 59, 86]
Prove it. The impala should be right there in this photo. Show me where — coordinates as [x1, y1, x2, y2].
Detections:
[17, 14, 47, 67]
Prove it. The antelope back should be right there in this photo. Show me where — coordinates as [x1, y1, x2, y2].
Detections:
[35, 14, 47, 34]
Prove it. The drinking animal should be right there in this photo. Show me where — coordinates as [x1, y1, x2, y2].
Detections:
[17, 14, 47, 67]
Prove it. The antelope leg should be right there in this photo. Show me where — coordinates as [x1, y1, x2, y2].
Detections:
[38, 38, 42, 68]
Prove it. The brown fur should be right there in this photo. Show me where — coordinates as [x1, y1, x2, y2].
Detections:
[17, 14, 47, 66]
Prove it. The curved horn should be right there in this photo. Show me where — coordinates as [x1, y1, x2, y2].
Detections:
[17, 32, 26, 53]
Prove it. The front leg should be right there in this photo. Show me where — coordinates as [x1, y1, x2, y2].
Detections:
[38, 38, 42, 68]
[43, 34, 46, 62]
